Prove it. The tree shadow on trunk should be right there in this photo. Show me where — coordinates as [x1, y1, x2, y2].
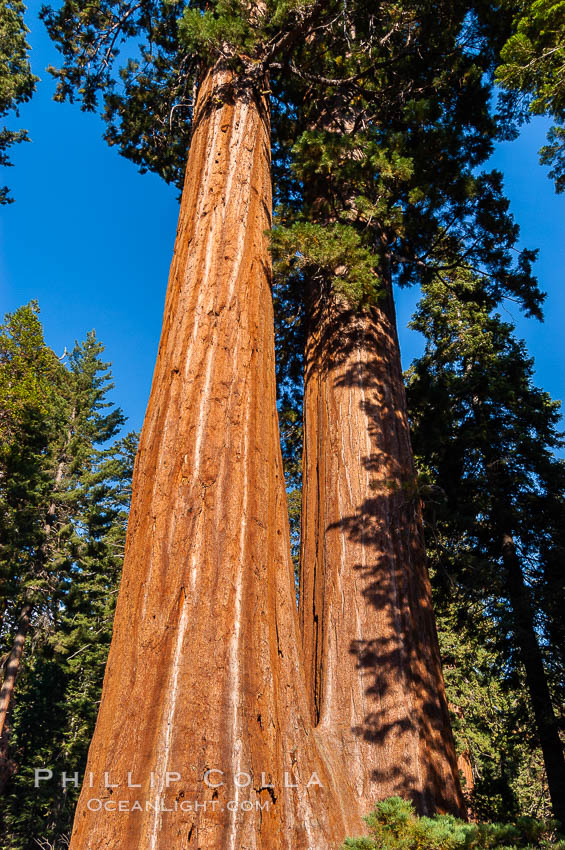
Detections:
[301, 288, 464, 816]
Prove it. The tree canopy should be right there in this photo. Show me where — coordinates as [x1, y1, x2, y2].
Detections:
[0, 0, 36, 203]
[407, 273, 565, 822]
[497, 0, 565, 191]
[0, 304, 137, 848]
[1, 0, 564, 843]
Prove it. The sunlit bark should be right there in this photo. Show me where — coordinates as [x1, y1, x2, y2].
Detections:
[69, 67, 357, 850]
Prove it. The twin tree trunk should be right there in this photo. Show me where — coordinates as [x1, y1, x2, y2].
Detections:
[70, 69, 462, 848]
[299, 281, 465, 818]
[69, 67, 357, 850]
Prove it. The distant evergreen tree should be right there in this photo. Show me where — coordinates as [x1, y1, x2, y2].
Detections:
[406, 274, 565, 825]
[0, 305, 136, 849]
[0, 303, 63, 633]
[496, 0, 565, 192]
[0, 304, 68, 775]
[0, 0, 37, 203]
[435, 583, 553, 819]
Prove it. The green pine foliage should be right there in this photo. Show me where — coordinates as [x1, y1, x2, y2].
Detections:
[0, 304, 137, 849]
[178, 0, 259, 63]
[407, 273, 565, 678]
[267, 0, 543, 355]
[406, 274, 565, 822]
[0, 303, 66, 629]
[1, 433, 136, 850]
[0, 0, 37, 202]
[40, 0, 347, 185]
[496, 0, 565, 191]
[341, 797, 565, 850]
[271, 221, 382, 306]
[435, 592, 552, 820]
[0, 302, 60, 437]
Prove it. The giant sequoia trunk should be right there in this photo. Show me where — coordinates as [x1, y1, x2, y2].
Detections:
[69, 67, 358, 850]
[299, 279, 465, 818]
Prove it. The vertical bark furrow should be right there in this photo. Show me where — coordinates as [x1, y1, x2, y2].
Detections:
[69, 68, 357, 850]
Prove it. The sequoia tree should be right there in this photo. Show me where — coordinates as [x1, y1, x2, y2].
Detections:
[47, 35, 360, 850]
[270, 0, 542, 819]
[42, 0, 545, 844]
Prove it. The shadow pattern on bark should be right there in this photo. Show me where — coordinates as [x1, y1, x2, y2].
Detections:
[299, 279, 465, 819]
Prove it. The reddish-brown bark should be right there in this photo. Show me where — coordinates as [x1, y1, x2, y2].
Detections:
[0, 601, 32, 742]
[69, 67, 358, 850]
[457, 751, 474, 798]
[0, 602, 31, 795]
[299, 280, 465, 819]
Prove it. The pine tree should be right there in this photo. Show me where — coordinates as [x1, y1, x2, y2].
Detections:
[44, 15, 363, 839]
[496, 0, 565, 192]
[406, 273, 565, 825]
[0, 433, 137, 850]
[431, 557, 553, 819]
[0, 0, 37, 203]
[0, 303, 66, 789]
[0, 305, 131, 842]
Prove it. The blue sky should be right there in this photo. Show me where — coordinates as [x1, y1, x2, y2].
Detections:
[1, 1, 564, 443]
